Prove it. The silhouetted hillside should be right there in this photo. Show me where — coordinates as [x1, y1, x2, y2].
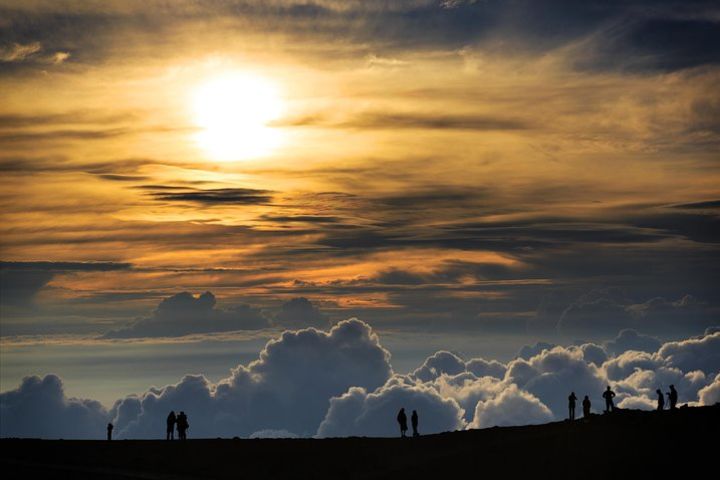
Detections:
[2, 406, 717, 479]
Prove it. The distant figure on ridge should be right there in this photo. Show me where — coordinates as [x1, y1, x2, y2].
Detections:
[602, 386, 616, 413]
[177, 411, 189, 440]
[167, 411, 177, 440]
[582, 395, 591, 418]
[397, 408, 408, 438]
[107, 422, 113, 441]
[656, 389, 665, 411]
[411, 410, 419, 437]
[568, 392, 577, 420]
[668, 385, 678, 410]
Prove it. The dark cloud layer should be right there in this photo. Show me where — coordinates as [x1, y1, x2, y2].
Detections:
[0, 261, 133, 308]
[148, 188, 273, 205]
[2, 0, 719, 74]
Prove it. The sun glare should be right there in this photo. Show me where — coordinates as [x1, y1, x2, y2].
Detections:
[192, 72, 284, 161]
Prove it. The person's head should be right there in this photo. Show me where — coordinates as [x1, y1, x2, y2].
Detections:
[180, 411, 185, 415]
[571, 391, 575, 395]
[606, 386, 611, 390]
[670, 385, 675, 390]
[413, 410, 417, 414]
[170, 410, 174, 414]
[657, 389, 662, 394]
[584, 395, 589, 400]
[400, 408, 404, 412]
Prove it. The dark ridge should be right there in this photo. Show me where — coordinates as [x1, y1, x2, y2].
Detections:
[1, 406, 717, 479]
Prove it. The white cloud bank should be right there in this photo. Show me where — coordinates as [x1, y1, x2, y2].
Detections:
[2, 326, 719, 439]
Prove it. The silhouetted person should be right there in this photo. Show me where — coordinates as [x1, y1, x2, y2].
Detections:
[397, 408, 408, 438]
[411, 410, 419, 437]
[582, 395, 591, 418]
[602, 386, 616, 413]
[656, 389, 665, 411]
[107, 423, 113, 441]
[568, 392, 577, 420]
[177, 411, 189, 440]
[668, 385, 678, 410]
[167, 411, 177, 440]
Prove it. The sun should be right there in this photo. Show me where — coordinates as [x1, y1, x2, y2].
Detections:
[191, 72, 284, 161]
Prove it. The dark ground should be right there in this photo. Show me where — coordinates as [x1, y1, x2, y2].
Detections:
[2, 406, 718, 479]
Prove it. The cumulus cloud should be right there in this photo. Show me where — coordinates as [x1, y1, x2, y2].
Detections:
[505, 346, 608, 418]
[430, 373, 508, 422]
[317, 378, 465, 438]
[0, 374, 107, 438]
[3, 326, 720, 439]
[103, 291, 269, 338]
[111, 318, 392, 438]
[617, 395, 656, 410]
[603, 350, 663, 381]
[558, 291, 717, 336]
[616, 367, 708, 406]
[411, 351, 467, 382]
[604, 329, 662, 356]
[272, 297, 329, 329]
[466, 358, 507, 379]
[657, 331, 720, 375]
[470, 384, 553, 428]
[576, 343, 608, 366]
[558, 295, 632, 337]
[517, 342, 556, 360]
[698, 374, 720, 406]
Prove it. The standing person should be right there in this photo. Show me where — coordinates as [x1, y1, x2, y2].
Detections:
[177, 411, 189, 440]
[582, 395, 591, 418]
[411, 410, 419, 437]
[602, 386, 616, 413]
[107, 423, 113, 441]
[568, 392, 577, 420]
[668, 385, 678, 410]
[166, 411, 177, 440]
[656, 389, 665, 411]
[397, 408, 408, 438]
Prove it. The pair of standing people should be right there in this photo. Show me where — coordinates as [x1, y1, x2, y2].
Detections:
[568, 392, 592, 420]
[656, 385, 678, 410]
[397, 408, 419, 438]
[167, 410, 189, 440]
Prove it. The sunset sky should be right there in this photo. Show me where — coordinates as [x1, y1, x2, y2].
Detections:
[1, 0, 719, 426]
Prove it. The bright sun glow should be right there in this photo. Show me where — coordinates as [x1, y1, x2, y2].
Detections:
[192, 72, 284, 161]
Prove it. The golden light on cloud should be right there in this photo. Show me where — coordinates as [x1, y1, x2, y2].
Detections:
[191, 72, 285, 162]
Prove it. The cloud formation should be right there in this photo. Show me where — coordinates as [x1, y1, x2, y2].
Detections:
[317, 378, 465, 437]
[604, 329, 662, 356]
[103, 291, 269, 338]
[272, 297, 329, 329]
[110, 319, 392, 438]
[147, 188, 273, 206]
[470, 384, 553, 429]
[2, 324, 719, 439]
[0, 374, 107, 439]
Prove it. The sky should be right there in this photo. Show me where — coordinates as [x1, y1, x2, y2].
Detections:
[0, 1, 719, 437]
